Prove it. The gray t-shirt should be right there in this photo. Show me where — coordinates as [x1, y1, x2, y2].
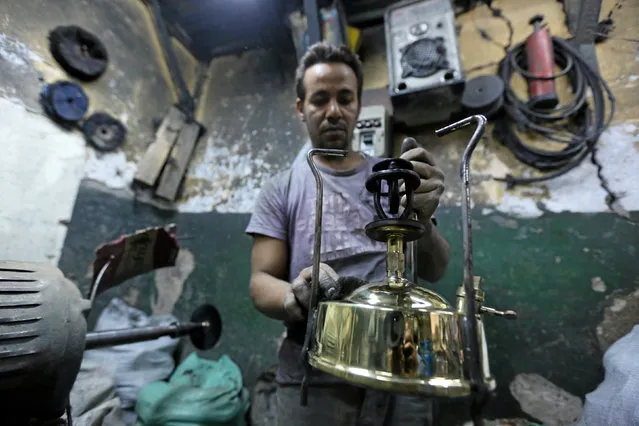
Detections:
[245, 153, 388, 384]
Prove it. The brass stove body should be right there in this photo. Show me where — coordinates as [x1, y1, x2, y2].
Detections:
[301, 116, 516, 407]
[309, 279, 494, 397]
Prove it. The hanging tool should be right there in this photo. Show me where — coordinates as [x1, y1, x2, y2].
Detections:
[524, 15, 559, 110]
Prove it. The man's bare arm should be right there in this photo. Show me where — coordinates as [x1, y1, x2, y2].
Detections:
[249, 235, 292, 321]
[416, 220, 451, 283]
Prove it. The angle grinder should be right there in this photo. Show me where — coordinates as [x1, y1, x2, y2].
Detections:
[0, 225, 223, 426]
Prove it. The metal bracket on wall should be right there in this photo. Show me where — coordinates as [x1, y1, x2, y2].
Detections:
[143, 0, 196, 118]
[563, 0, 604, 74]
[303, 0, 348, 50]
[304, 0, 322, 46]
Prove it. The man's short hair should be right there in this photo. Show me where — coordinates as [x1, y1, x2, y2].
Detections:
[295, 42, 364, 103]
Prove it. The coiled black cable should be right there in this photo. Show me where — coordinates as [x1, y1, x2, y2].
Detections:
[493, 37, 617, 200]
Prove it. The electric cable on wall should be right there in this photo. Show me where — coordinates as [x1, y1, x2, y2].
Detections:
[471, 2, 628, 221]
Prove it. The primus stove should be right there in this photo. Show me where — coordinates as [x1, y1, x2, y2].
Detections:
[300, 115, 517, 425]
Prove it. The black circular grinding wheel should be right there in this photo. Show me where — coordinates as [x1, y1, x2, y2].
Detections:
[365, 219, 426, 243]
[49, 25, 109, 81]
[190, 304, 222, 351]
[461, 75, 505, 118]
[82, 112, 127, 152]
[40, 81, 89, 128]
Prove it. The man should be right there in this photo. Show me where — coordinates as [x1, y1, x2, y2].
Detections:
[245, 42, 451, 425]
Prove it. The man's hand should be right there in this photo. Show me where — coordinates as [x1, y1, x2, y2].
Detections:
[283, 263, 339, 323]
[399, 138, 445, 220]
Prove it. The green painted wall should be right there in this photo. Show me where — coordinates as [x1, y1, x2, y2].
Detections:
[58, 181, 638, 421]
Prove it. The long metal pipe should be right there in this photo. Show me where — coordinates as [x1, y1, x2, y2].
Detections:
[143, 0, 195, 117]
[435, 115, 487, 426]
[85, 321, 207, 350]
[299, 148, 348, 405]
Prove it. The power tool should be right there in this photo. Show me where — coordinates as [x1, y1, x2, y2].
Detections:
[0, 225, 223, 426]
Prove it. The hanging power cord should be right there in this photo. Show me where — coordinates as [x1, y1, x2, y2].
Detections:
[471, 1, 633, 222]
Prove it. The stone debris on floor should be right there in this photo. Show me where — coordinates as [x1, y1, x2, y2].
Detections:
[510, 373, 583, 426]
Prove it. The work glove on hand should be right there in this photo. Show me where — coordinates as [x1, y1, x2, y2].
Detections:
[399, 138, 445, 221]
[284, 263, 339, 323]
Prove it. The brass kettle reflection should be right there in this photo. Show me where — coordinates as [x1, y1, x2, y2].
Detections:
[299, 116, 517, 419]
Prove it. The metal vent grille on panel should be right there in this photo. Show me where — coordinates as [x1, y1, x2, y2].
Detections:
[385, 0, 466, 127]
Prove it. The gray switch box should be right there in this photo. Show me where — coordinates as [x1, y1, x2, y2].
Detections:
[351, 105, 391, 158]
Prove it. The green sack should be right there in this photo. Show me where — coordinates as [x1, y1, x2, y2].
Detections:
[136, 352, 250, 426]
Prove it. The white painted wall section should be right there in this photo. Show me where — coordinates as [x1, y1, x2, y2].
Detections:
[0, 97, 86, 264]
[494, 123, 639, 218]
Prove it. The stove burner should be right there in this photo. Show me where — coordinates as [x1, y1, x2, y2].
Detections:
[400, 37, 449, 79]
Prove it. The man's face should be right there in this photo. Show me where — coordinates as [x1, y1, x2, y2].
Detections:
[296, 62, 360, 150]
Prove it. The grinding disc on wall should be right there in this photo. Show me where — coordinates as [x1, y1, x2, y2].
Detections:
[40, 81, 89, 129]
[49, 26, 109, 81]
[461, 75, 505, 119]
[82, 112, 127, 152]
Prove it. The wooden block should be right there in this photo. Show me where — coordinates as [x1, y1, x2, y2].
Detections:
[155, 121, 202, 201]
[134, 106, 186, 187]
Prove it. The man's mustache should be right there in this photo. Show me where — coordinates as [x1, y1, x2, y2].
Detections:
[320, 123, 347, 133]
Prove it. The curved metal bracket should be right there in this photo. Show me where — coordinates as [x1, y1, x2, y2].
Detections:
[436, 114, 487, 425]
[299, 148, 349, 406]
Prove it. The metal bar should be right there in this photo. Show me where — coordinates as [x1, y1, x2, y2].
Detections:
[564, 0, 604, 74]
[85, 321, 205, 350]
[304, 0, 322, 46]
[435, 115, 487, 426]
[192, 62, 208, 112]
[299, 148, 348, 406]
[409, 211, 419, 284]
[88, 257, 113, 303]
[143, 0, 195, 117]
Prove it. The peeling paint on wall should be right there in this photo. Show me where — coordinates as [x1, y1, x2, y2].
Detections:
[177, 132, 276, 214]
[0, 97, 86, 264]
[84, 150, 138, 190]
[597, 287, 639, 352]
[0, 33, 42, 68]
[479, 123, 639, 218]
[151, 247, 195, 315]
[174, 121, 639, 217]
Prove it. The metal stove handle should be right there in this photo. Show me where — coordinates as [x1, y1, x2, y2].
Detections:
[300, 148, 349, 406]
[436, 114, 488, 426]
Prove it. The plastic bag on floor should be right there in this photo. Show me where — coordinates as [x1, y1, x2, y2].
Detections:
[69, 358, 126, 426]
[83, 298, 180, 410]
[575, 324, 639, 426]
[136, 352, 250, 426]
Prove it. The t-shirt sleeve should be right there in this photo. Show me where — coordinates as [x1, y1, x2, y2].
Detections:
[245, 171, 290, 241]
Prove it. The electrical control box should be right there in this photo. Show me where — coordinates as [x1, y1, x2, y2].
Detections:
[385, 0, 466, 127]
[351, 105, 391, 158]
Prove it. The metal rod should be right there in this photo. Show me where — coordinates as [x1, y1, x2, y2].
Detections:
[409, 211, 419, 283]
[88, 257, 113, 304]
[299, 148, 348, 405]
[85, 321, 206, 350]
[304, 0, 322, 46]
[435, 115, 487, 426]
[144, 0, 195, 117]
